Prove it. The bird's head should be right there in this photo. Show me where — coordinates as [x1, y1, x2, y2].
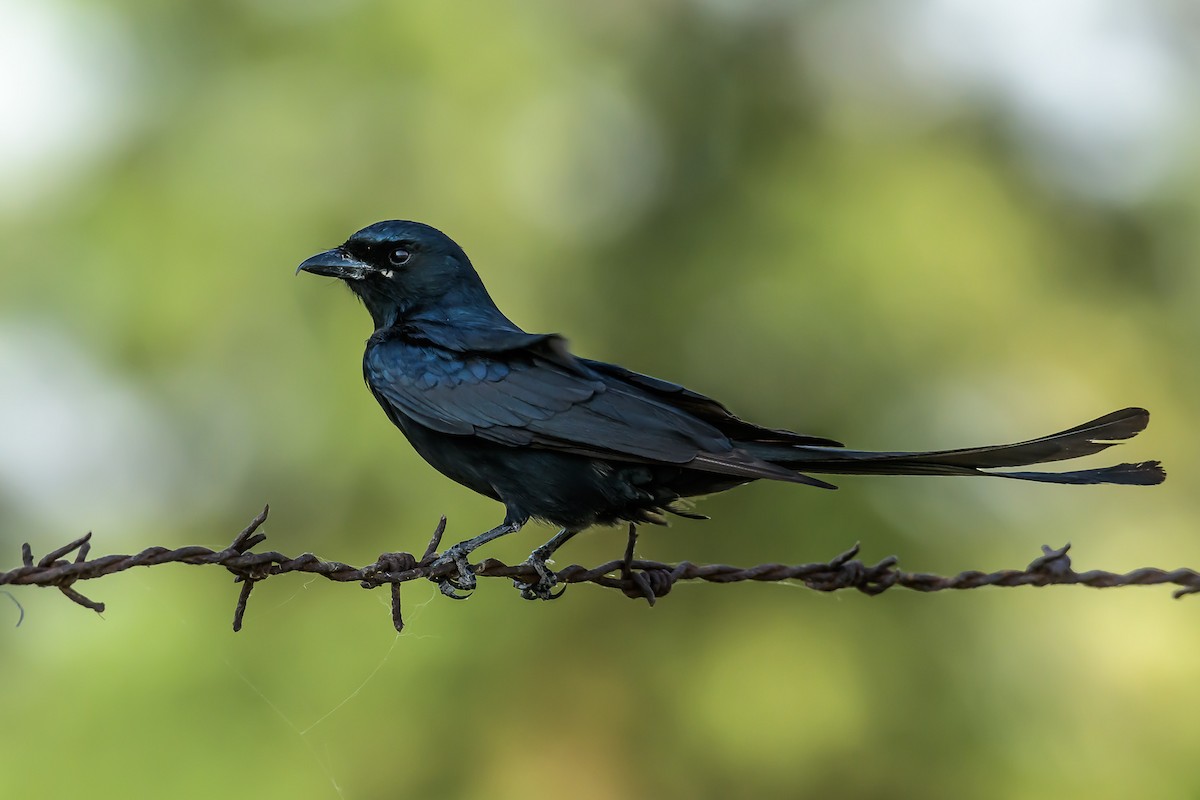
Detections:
[297, 220, 505, 330]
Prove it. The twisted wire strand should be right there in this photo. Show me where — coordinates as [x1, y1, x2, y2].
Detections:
[3, 506, 1196, 633]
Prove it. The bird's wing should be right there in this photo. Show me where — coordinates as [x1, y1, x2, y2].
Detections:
[365, 336, 832, 486]
[580, 359, 844, 448]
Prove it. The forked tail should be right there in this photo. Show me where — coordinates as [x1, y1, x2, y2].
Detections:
[763, 407, 1164, 486]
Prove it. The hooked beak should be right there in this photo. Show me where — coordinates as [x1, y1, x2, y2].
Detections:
[296, 248, 371, 280]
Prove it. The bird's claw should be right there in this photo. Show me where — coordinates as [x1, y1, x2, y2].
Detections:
[514, 555, 566, 601]
[437, 580, 472, 600]
[428, 547, 477, 599]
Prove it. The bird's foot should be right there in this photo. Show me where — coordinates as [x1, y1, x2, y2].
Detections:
[426, 546, 477, 599]
[513, 548, 566, 601]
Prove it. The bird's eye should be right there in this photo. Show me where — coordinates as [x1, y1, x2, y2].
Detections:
[388, 248, 412, 267]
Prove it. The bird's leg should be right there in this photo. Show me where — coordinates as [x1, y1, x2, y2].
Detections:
[515, 528, 580, 601]
[428, 520, 522, 599]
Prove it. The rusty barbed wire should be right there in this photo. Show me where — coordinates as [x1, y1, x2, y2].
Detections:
[2, 505, 1197, 633]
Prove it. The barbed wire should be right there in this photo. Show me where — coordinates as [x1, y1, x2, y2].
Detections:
[2, 505, 1197, 633]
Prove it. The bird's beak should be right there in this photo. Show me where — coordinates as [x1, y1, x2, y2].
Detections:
[295, 248, 371, 280]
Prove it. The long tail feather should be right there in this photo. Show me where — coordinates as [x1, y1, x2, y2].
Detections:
[757, 407, 1165, 486]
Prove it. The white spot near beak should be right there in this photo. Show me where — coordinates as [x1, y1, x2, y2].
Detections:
[380, 269, 394, 279]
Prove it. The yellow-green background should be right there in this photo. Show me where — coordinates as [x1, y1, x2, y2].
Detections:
[2, 2, 1197, 798]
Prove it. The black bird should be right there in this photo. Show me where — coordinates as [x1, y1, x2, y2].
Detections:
[297, 220, 1164, 600]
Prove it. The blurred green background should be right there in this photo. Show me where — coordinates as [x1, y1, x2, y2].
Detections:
[2, 1, 1198, 798]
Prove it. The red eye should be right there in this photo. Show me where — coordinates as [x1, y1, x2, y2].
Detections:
[388, 248, 412, 266]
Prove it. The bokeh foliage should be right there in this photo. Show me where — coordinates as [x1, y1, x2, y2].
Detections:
[2, 1, 1198, 798]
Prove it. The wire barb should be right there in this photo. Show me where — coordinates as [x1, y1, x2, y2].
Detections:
[3, 506, 1198, 633]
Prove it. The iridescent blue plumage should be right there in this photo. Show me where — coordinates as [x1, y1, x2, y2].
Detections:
[298, 220, 1165, 599]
